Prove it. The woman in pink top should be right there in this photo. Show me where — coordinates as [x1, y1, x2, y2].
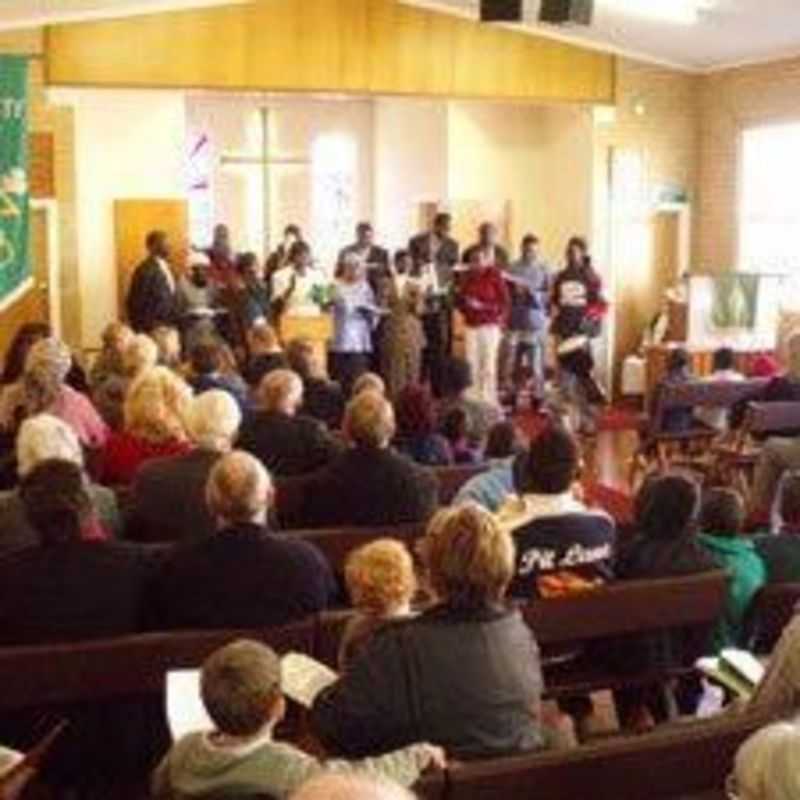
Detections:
[9, 337, 109, 450]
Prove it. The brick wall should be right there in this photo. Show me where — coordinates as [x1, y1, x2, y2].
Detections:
[0, 28, 81, 346]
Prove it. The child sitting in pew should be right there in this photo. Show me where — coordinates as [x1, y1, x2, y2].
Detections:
[697, 488, 766, 651]
[152, 640, 444, 800]
[339, 539, 418, 670]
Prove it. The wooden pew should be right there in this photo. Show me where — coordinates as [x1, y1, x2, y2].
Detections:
[288, 524, 425, 580]
[0, 621, 317, 796]
[747, 582, 800, 654]
[445, 710, 770, 800]
[521, 571, 729, 697]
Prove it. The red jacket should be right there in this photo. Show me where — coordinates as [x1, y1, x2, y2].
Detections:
[101, 432, 192, 485]
[457, 266, 510, 327]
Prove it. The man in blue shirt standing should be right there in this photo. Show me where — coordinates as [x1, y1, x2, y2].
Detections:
[504, 234, 551, 407]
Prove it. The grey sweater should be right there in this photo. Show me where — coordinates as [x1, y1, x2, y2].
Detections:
[152, 731, 432, 799]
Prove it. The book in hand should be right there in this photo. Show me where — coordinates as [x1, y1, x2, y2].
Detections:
[166, 653, 339, 740]
[696, 648, 766, 700]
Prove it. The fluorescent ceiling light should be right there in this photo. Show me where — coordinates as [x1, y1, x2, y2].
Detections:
[598, 0, 715, 25]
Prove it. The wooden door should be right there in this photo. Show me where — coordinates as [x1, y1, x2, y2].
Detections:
[0, 205, 52, 363]
[114, 199, 188, 322]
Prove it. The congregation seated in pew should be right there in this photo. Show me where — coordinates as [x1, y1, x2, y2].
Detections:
[311, 504, 545, 761]
[0, 414, 120, 560]
[0, 459, 151, 646]
[393, 384, 453, 467]
[152, 639, 444, 800]
[755, 471, 800, 583]
[237, 369, 342, 479]
[298, 391, 439, 529]
[284, 337, 345, 430]
[339, 538, 418, 671]
[150, 451, 336, 630]
[496, 426, 616, 599]
[129, 389, 242, 543]
[100, 365, 194, 485]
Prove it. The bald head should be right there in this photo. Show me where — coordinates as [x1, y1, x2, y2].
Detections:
[291, 774, 416, 800]
[206, 450, 272, 528]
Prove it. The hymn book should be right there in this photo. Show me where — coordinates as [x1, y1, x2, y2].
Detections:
[696, 649, 766, 700]
[166, 653, 339, 741]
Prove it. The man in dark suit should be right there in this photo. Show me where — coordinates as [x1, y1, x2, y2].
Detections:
[409, 212, 461, 394]
[0, 460, 151, 645]
[238, 369, 341, 478]
[126, 230, 180, 333]
[300, 390, 439, 528]
[150, 450, 335, 630]
[338, 221, 389, 291]
[129, 390, 241, 543]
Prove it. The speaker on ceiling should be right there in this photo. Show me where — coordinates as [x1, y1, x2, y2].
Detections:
[538, 0, 594, 25]
[480, 0, 523, 22]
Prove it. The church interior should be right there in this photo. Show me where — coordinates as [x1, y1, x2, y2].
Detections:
[3, 1, 800, 798]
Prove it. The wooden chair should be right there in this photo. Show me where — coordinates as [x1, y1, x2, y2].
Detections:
[521, 571, 729, 697]
[631, 379, 767, 488]
[716, 401, 800, 502]
[445, 710, 770, 800]
[747, 582, 800, 654]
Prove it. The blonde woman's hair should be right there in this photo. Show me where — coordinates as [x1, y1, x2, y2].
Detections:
[352, 372, 386, 398]
[345, 539, 417, 615]
[123, 366, 192, 443]
[343, 390, 395, 449]
[734, 721, 800, 800]
[101, 322, 133, 351]
[122, 334, 159, 379]
[420, 504, 515, 610]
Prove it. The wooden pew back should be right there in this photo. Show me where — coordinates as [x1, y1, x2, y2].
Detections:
[446, 711, 769, 800]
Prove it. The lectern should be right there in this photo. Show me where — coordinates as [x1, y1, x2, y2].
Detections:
[278, 314, 333, 375]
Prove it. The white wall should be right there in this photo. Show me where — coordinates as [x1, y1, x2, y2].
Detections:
[373, 98, 449, 251]
[53, 88, 187, 347]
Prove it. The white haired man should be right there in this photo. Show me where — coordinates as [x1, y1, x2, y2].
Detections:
[0, 414, 120, 559]
[150, 451, 335, 630]
[237, 369, 341, 478]
[130, 390, 242, 543]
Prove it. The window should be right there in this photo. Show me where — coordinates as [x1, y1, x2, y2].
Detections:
[740, 122, 800, 274]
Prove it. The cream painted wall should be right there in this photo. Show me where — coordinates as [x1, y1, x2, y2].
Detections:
[446, 102, 543, 253]
[373, 98, 449, 251]
[51, 88, 187, 347]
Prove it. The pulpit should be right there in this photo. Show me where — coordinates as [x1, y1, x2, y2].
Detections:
[277, 314, 333, 375]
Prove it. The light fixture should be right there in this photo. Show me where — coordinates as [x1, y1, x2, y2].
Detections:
[598, 0, 716, 25]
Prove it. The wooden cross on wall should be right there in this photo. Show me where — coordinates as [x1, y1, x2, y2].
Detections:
[219, 107, 310, 257]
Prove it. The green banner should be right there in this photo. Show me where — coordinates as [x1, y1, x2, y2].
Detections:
[0, 56, 28, 305]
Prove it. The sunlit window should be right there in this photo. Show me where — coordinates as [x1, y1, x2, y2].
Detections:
[740, 122, 800, 274]
[312, 133, 357, 274]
